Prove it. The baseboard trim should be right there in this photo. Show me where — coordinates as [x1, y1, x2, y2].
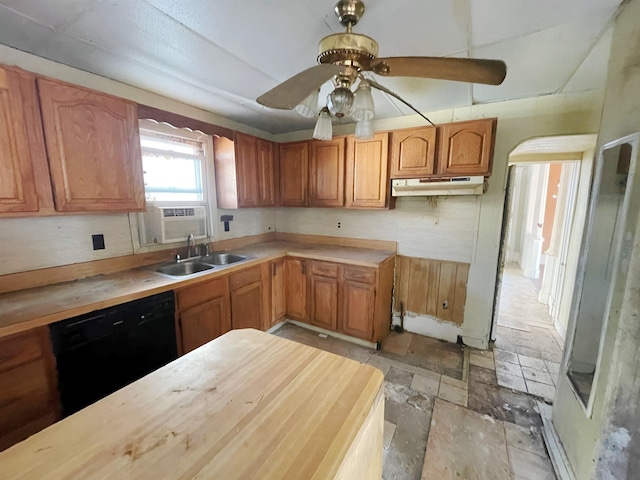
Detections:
[286, 320, 378, 349]
[538, 402, 576, 480]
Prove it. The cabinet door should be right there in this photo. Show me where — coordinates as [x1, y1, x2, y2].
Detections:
[285, 258, 307, 321]
[309, 138, 345, 207]
[37, 78, 145, 212]
[310, 275, 339, 331]
[257, 139, 276, 207]
[346, 132, 390, 209]
[341, 280, 375, 341]
[437, 118, 496, 176]
[390, 126, 436, 178]
[180, 296, 231, 354]
[0, 67, 43, 214]
[279, 142, 309, 207]
[230, 280, 264, 330]
[271, 259, 286, 326]
[235, 133, 260, 208]
[0, 328, 60, 452]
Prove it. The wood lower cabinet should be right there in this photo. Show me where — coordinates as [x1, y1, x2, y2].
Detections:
[177, 277, 231, 354]
[437, 118, 496, 177]
[346, 132, 391, 209]
[279, 142, 309, 207]
[270, 259, 286, 328]
[341, 280, 376, 340]
[0, 327, 60, 452]
[229, 265, 266, 330]
[309, 262, 340, 330]
[309, 138, 345, 207]
[37, 77, 145, 212]
[390, 126, 437, 178]
[285, 258, 308, 321]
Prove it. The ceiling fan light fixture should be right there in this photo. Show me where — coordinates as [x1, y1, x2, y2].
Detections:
[327, 87, 354, 118]
[294, 89, 320, 118]
[355, 119, 374, 140]
[352, 80, 374, 121]
[313, 107, 333, 141]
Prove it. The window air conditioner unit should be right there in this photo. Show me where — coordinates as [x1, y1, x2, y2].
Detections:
[146, 206, 207, 244]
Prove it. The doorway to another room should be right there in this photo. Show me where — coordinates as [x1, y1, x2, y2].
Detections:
[491, 135, 597, 402]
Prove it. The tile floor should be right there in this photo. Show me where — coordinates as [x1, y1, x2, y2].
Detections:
[494, 264, 564, 380]
[274, 324, 556, 480]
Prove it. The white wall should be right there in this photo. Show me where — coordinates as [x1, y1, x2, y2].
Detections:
[276, 196, 478, 262]
[553, 0, 640, 477]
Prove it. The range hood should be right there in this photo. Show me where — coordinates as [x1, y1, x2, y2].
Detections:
[391, 176, 485, 197]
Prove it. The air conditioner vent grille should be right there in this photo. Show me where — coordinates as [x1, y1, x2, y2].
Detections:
[163, 208, 195, 218]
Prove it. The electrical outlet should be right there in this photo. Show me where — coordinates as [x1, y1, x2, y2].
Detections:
[92, 234, 105, 250]
[337, 221, 342, 229]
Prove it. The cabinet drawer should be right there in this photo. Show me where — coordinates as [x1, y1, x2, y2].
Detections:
[310, 261, 339, 278]
[229, 265, 262, 291]
[0, 330, 44, 373]
[343, 266, 376, 284]
[178, 277, 228, 311]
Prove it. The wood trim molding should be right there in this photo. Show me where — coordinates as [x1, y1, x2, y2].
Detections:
[275, 232, 397, 252]
[137, 104, 235, 140]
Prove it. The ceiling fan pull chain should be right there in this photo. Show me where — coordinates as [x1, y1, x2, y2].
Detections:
[368, 79, 436, 127]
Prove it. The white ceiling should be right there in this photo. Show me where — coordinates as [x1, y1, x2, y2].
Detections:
[0, 0, 621, 134]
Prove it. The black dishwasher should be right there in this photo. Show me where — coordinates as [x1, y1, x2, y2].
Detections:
[49, 291, 177, 417]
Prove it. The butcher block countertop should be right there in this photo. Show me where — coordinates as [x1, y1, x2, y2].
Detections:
[0, 329, 385, 480]
[0, 240, 395, 338]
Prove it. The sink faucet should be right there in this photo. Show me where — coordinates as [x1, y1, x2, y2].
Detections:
[187, 234, 196, 258]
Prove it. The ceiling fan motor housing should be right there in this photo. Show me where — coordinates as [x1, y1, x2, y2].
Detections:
[317, 32, 379, 72]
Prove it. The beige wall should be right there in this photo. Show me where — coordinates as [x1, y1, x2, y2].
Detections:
[552, 0, 640, 477]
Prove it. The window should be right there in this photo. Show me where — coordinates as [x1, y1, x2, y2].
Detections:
[139, 121, 207, 202]
[135, 120, 215, 247]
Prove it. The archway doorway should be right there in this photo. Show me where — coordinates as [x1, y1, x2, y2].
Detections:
[490, 134, 597, 402]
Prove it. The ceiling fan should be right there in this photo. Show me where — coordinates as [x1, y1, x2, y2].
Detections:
[257, 0, 507, 138]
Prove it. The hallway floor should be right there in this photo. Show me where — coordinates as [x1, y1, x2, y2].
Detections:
[274, 323, 556, 480]
[493, 264, 565, 400]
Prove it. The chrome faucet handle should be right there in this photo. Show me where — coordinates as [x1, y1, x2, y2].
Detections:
[175, 254, 181, 263]
[201, 243, 210, 256]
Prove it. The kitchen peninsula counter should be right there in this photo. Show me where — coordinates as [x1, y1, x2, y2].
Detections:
[0, 240, 395, 338]
[0, 329, 385, 479]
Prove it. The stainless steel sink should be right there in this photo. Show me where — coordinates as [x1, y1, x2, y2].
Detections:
[155, 261, 215, 277]
[200, 253, 249, 265]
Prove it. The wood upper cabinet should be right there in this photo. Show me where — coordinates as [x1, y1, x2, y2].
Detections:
[257, 138, 276, 206]
[437, 118, 496, 177]
[285, 257, 308, 321]
[214, 133, 276, 209]
[309, 138, 345, 207]
[235, 133, 260, 208]
[346, 132, 391, 209]
[271, 259, 286, 327]
[279, 141, 309, 207]
[177, 277, 231, 355]
[341, 280, 376, 341]
[229, 265, 266, 330]
[390, 126, 437, 178]
[37, 77, 145, 212]
[0, 67, 41, 214]
[0, 327, 60, 452]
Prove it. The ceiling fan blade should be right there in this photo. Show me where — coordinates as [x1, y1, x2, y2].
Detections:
[368, 78, 435, 126]
[370, 57, 507, 86]
[257, 64, 348, 109]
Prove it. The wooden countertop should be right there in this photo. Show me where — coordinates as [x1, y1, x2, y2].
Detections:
[0, 241, 395, 338]
[0, 329, 385, 480]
